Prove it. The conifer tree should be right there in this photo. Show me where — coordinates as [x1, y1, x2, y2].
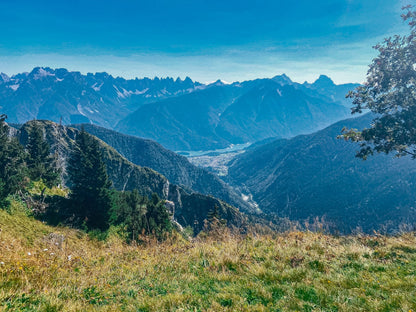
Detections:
[113, 189, 147, 241]
[145, 193, 172, 238]
[68, 128, 113, 230]
[0, 114, 27, 205]
[111, 191, 171, 241]
[204, 204, 226, 233]
[26, 123, 59, 187]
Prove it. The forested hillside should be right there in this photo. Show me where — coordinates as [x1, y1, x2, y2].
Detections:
[6, 119, 248, 234]
[227, 114, 416, 233]
[71, 123, 255, 213]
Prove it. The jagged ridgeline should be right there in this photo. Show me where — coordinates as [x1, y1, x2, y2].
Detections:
[13, 120, 246, 232]
[70, 123, 256, 213]
[0, 68, 358, 152]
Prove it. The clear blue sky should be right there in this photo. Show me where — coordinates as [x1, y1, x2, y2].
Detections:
[0, 0, 410, 84]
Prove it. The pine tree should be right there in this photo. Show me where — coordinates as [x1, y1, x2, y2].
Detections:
[68, 128, 113, 230]
[113, 189, 147, 241]
[204, 204, 227, 233]
[26, 123, 59, 187]
[111, 191, 171, 241]
[0, 114, 27, 205]
[145, 193, 172, 238]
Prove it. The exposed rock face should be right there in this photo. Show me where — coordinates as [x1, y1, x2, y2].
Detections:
[0, 67, 203, 127]
[12, 120, 247, 233]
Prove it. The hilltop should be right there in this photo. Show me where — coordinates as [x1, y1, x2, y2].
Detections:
[1, 204, 415, 311]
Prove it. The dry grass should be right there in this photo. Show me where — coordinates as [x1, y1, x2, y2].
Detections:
[1, 202, 416, 311]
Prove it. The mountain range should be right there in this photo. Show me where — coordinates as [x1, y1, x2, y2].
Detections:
[1, 67, 358, 151]
[116, 76, 355, 150]
[0, 67, 201, 128]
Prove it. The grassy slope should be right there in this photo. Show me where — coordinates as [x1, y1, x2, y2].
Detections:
[1, 206, 416, 311]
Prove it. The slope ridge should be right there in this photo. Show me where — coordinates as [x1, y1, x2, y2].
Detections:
[70, 123, 255, 213]
[228, 114, 416, 233]
[14, 120, 246, 233]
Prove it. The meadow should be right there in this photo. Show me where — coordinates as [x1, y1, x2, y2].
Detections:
[1, 200, 416, 312]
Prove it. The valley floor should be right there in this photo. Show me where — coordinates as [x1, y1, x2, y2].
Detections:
[1, 206, 416, 311]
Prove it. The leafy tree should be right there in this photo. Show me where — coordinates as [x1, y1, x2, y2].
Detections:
[26, 123, 60, 187]
[341, 6, 416, 159]
[67, 128, 113, 230]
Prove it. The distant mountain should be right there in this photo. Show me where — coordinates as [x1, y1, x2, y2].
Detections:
[13, 120, 246, 233]
[70, 123, 255, 213]
[1, 67, 359, 151]
[0, 67, 202, 128]
[116, 85, 245, 150]
[227, 113, 416, 233]
[117, 76, 356, 150]
[215, 80, 349, 143]
[302, 75, 359, 108]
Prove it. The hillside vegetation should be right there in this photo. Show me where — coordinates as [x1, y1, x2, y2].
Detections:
[227, 114, 416, 233]
[1, 203, 415, 312]
[70, 123, 254, 213]
[12, 120, 249, 234]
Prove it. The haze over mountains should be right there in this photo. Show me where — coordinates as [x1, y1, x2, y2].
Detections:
[0, 67, 357, 151]
[3, 66, 415, 233]
[0, 67, 201, 128]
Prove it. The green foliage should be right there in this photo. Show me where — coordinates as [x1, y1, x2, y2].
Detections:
[111, 189, 147, 241]
[67, 128, 113, 231]
[25, 123, 60, 187]
[111, 191, 172, 241]
[0, 178, 7, 208]
[146, 193, 172, 238]
[27, 180, 67, 198]
[0, 114, 28, 206]
[204, 204, 227, 232]
[341, 6, 416, 159]
[5, 195, 31, 216]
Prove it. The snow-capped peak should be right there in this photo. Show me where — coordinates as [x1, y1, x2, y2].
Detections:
[208, 79, 230, 86]
[0, 73, 10, 83]
[32, 67, 55, 80]
[8, 84, 20, 91]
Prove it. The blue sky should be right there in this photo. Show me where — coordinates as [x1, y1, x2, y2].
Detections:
[0, 0, 410, 83]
